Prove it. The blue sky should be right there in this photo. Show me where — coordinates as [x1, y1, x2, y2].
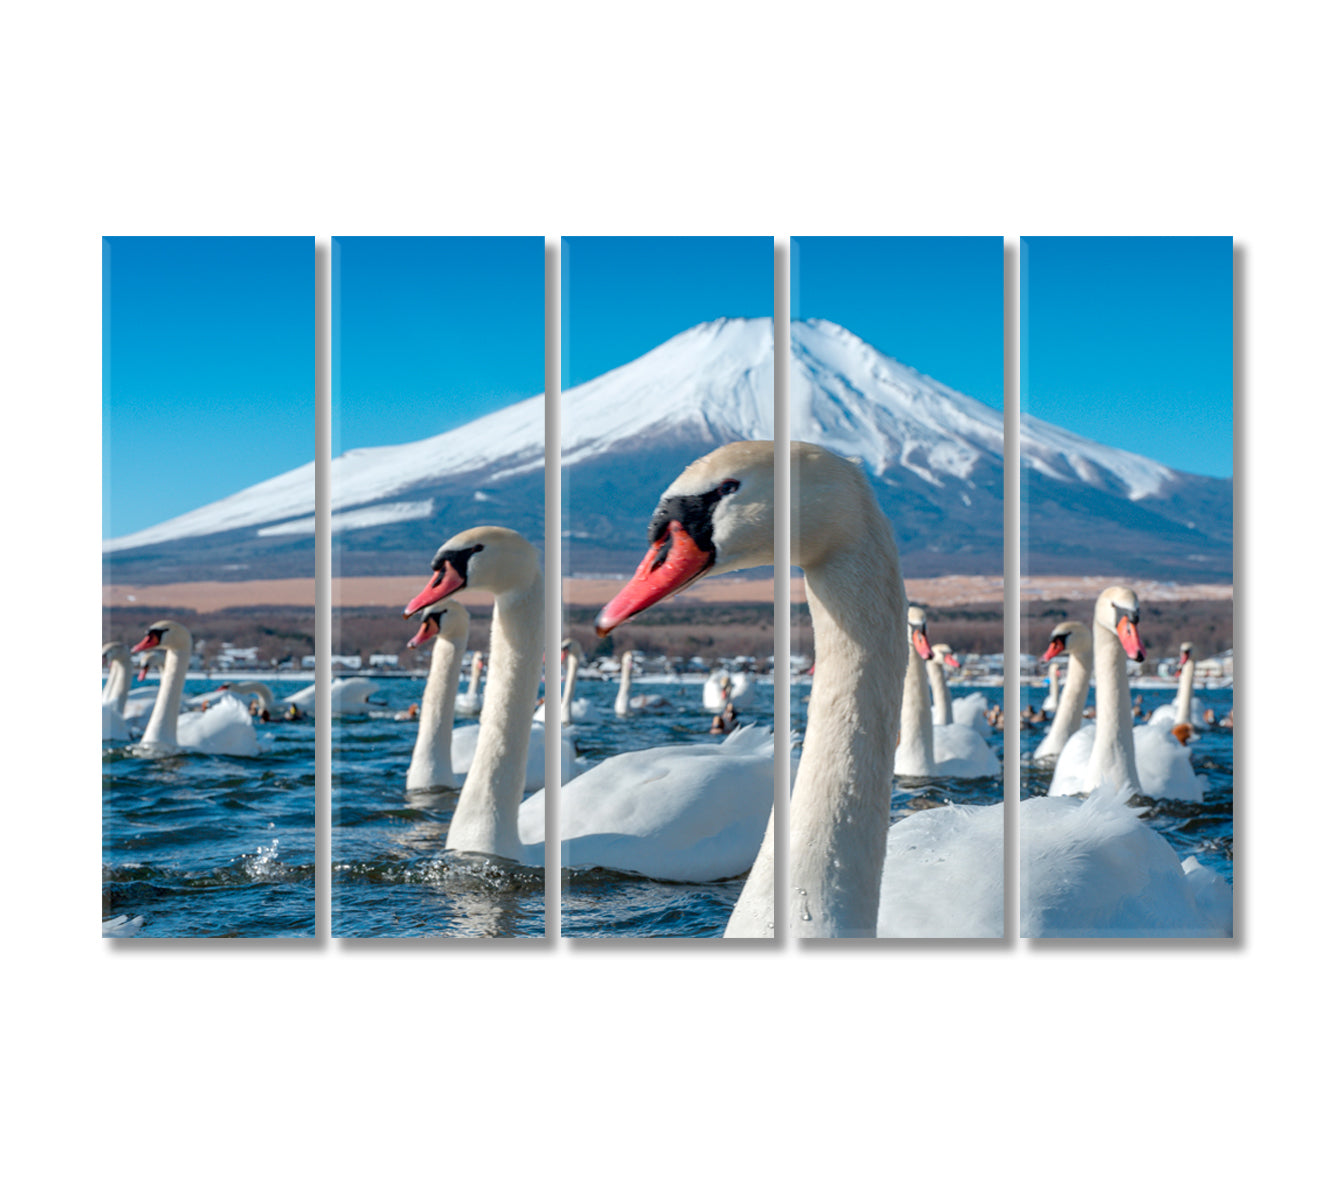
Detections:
[103, 237, 313, 539]
[792, 236, 1002, 409]
[1023, 237, 1233, 479]
[334, 237, 544, 455]
[562, 237, 773, 388]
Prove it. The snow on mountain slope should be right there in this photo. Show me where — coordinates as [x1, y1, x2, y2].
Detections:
[103, 317, 1229, 580]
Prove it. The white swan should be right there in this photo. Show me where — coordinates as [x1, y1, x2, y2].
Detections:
[951, 691, 992, 738]
[519, 723, 775, 882]
[403, 527, 563, 864]
[186, 681, 276, 716]
[1033, 620, 1093, 761]
[596, 441, 1227, 938]
[122, 648, 166, 722]
[102, 642, 132, 740]
[283, 677, 382, 716]
[895, 608, 1000, 780]
[612, 650, 670, 717]
[703, 668, 752, 713]
[1048, 589, 1204, 802]
[405, 599, 470, 793]
[129, 621, 260, 757]
[534, 639, 591, 725]
[1148, 642, 1205, 731]
[457, 652, 484, 717]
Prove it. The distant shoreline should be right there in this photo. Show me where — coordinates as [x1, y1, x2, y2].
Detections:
[103, 574, 1233, 614]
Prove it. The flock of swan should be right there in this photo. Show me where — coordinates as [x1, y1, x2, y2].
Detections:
[103, 437, 1231, 939]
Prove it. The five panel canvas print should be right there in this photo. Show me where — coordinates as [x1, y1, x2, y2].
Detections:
[102, 235, 1234, 940]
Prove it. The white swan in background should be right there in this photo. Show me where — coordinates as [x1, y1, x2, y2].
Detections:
[1148, 642, 1205, 731]
[130, 621, 260, 757]
[519, 724, 775, 881]
[703, 667, 752, 712]
[457, 652, 484, 717]
[186, 681, 276, 716]
[1049, 589, 1204, 802]
[895, 608, 1000, 780]
[405, 599, 470, 793]
[102, 642, 132, 740]
[951, 691, 992, 738]
[926, 643, 959, 726]
[283, 677, 382, 716]
[403, 527, 574, 863]
[595, 441, 1228, 938]
[613, 650, 670, 717]
[1042, 660, 1061, 713]
[1034, 620, 1093, 761]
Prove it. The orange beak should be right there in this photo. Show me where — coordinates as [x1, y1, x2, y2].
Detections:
[1041, 639, 1063, 663]
[943, 653, 960, 669]
[405, 561, 467, 617]
[911, 628, 932, 660]
[596, 520, 712, 636]
[407, 613, 439, 648]
[1115, 616, 1146, 662]
[131, 630, 161, 655]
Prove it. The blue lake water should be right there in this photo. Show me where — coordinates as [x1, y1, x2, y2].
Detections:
[102, 678, 316, 938]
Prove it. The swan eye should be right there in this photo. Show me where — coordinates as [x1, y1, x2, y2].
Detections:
[718, 479, 740, 496]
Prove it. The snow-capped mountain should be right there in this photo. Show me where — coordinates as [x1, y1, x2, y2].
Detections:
[102, 318, 1232, 585]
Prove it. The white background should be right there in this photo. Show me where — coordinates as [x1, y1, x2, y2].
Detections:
[4, 3, 1326, 1196]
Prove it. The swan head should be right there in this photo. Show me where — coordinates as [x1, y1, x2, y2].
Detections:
[907, 606, 932, 661]
[404, 526, 539, 615]
[931, 643, 960, 669]
[1093, 586, 1145, 662]
[1042, 619, 1092, 662]
[131, 620, 191, 657]
[595, 441, 775, 634]
[407, 598, 469, 649]
[1177, 641, 1194, 673]
[561, 638, 584, 664]
[102, 641, 129, 668]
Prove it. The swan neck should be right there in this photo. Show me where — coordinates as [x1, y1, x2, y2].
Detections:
[141, 635, 190, 747]
[785, 519, 907, 937]
[926, 657, 952, 725]
[407, 630, 466, 790]
[1046, 642, 1091, 748]
[614, 655, 631, 717]
[1175, 659, 1196, 725]
[445, 577, 544, 859]
[560, 653, 577, 724]
[103, 654, 131, 712]
[898, 651, 934, 776]
[465, 653, 483, 699]
[1089, 622, 1140, 793]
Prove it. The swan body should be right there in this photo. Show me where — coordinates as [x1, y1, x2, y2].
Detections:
[1033, 621, 1093, 761]
[519, 724, 775, 882]
[951, 692, 992, 738]
[1047, 590, 1204, 801]
[450, 720, 577, 791]
[896, 611, 1000, 779]
[130, 621, 260, 757]
[283, 677, 382, 716]
[876, 783, 1229, 937]
[187, 681, 276, 715]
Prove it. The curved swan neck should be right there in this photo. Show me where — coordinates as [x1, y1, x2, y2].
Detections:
[926, 656, 952, 726]
[1175, 658, 1196, 725]
[1046, 641, 1092, 749]
[464, 653, 483, 700]
[1046, 662, 1061, 706]
[408, 628, 467, 790]
[788, 515, 907, 937]
[560, 652, 578, 725]
[614, 653, 632, 717]
[445, 577, 544, 859]
[141, 632, 191, 747]
[1089, 621, 1141, 794]
[898, 651, 934, 776]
